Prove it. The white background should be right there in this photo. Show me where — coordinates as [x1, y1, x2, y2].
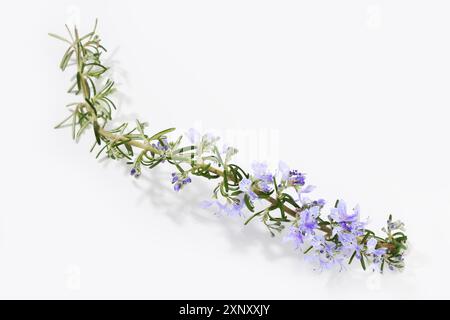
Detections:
[0, 0, 449, 299]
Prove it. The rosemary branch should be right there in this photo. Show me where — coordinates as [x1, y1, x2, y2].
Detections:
[50, 21, 406, 272]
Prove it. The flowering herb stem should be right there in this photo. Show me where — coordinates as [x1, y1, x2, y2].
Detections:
[50, 21, 407, 273]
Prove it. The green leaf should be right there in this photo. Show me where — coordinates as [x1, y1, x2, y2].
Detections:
[135, 120, 148, 140]
[95, 144, 109, 159]
[303, 246, 313, 254]
[48, 33, 72, 44]
[54, 112, 75, 129]
[281, 193, 300, 209]
[228, 164, 249, 179]
[213, 146, 225, 167]
[172, 145, 196, 155]
[244, 194, 255, 212]
[76, 72, 82, 93]
[147, 127, 176, 142]
[102, 97, 116, 110]
[86, 77, 97, 96]
[360, 255, 366, 271]
[348, 251, 357, 265]
[273, 176, 278, 194]
[76, 119, 90, 141]
[85, 98, 97, 116]
[124, 143, 133, 156]
[223, 169, 229, 192]
[60, 48, 74, 70]
[93, 121, 101, 145]
[79, 31, 95, 42]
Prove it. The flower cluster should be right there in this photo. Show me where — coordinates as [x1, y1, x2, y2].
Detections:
[171, 172, 192, 192]
[51, 21, 408, 274]
[177, 130, 407, 272]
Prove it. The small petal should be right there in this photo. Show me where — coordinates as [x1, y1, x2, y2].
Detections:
[185, 128, 201, 144]
[300, 185, 316, 194]
[278, 161, 290, 180]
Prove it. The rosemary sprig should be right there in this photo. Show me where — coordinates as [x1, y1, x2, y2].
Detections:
[50, 21, 407, 272]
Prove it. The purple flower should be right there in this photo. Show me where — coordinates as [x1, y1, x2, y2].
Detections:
[284, 226, 305, 248]
[226, 200, 245, 216]
[296, 184, 317, 205]
[305, 235, 345, 271]
[285, 206, 320, 247]
[327, 201, 367, 259]
[330, 200, 360, 223]
[337, 231, 363, 259]
[171, 172, 192, 191]
[278, 162, 308, 187]
[366, 238, 387, 272]
[251, 162, 273, 192]
[201, 197, 245, 217]
[330, 202, 366, 250]
[252, 162, 272, 182]
[366, 238, 387, 257]
[173, 183, 182, 192]
[130, 168, 140, 178]
[182, 177, 192, 184]
[278, 161, 290, 180]
[299, 206, 320, 234]
[314, 199, 326, 207]
[296, 185, 318, 207]
[239, 178, 257, 200]
[152, 137, 169, 151]
[288, 170, 306, 186]
[185, 128, 201, 144]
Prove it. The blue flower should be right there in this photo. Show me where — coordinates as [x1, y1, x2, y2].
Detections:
[278, 162, 306, 187]
[200, 197, 245, 217]
[152, 137, 169, 151]
[185, 128, 201, 144]
[328, 201, 367, 259]
[285, 206, 320, 247]
[284, 226, 305, 248]
[366, 238, 387, 257]
[297, 184, 317, 205]
[330, 202, 366, 246]
[299, 206, 320, 234]
[239, 178, 258, 200]
[365, 238, 387, 272]
[130, 168, 140, 178]
[306, 234, 345, 271]
[183, 177, 192, 184]
[337, 231, 363, 259]
[313, 199, 326, 207]
[330, 200, 360, 223]
[173, 183, 182, 192]
[251, 162, 273, 192]
[171, 172, 192, 191]
[288, 170, 306, 186]
[278, 161, 291, 181]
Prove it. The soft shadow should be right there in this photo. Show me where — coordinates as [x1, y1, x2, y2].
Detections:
[129, 165, 317, 276]
[128, 165, 419, 287]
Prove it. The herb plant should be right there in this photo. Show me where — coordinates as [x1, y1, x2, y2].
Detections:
[50, 21, 407, 272]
